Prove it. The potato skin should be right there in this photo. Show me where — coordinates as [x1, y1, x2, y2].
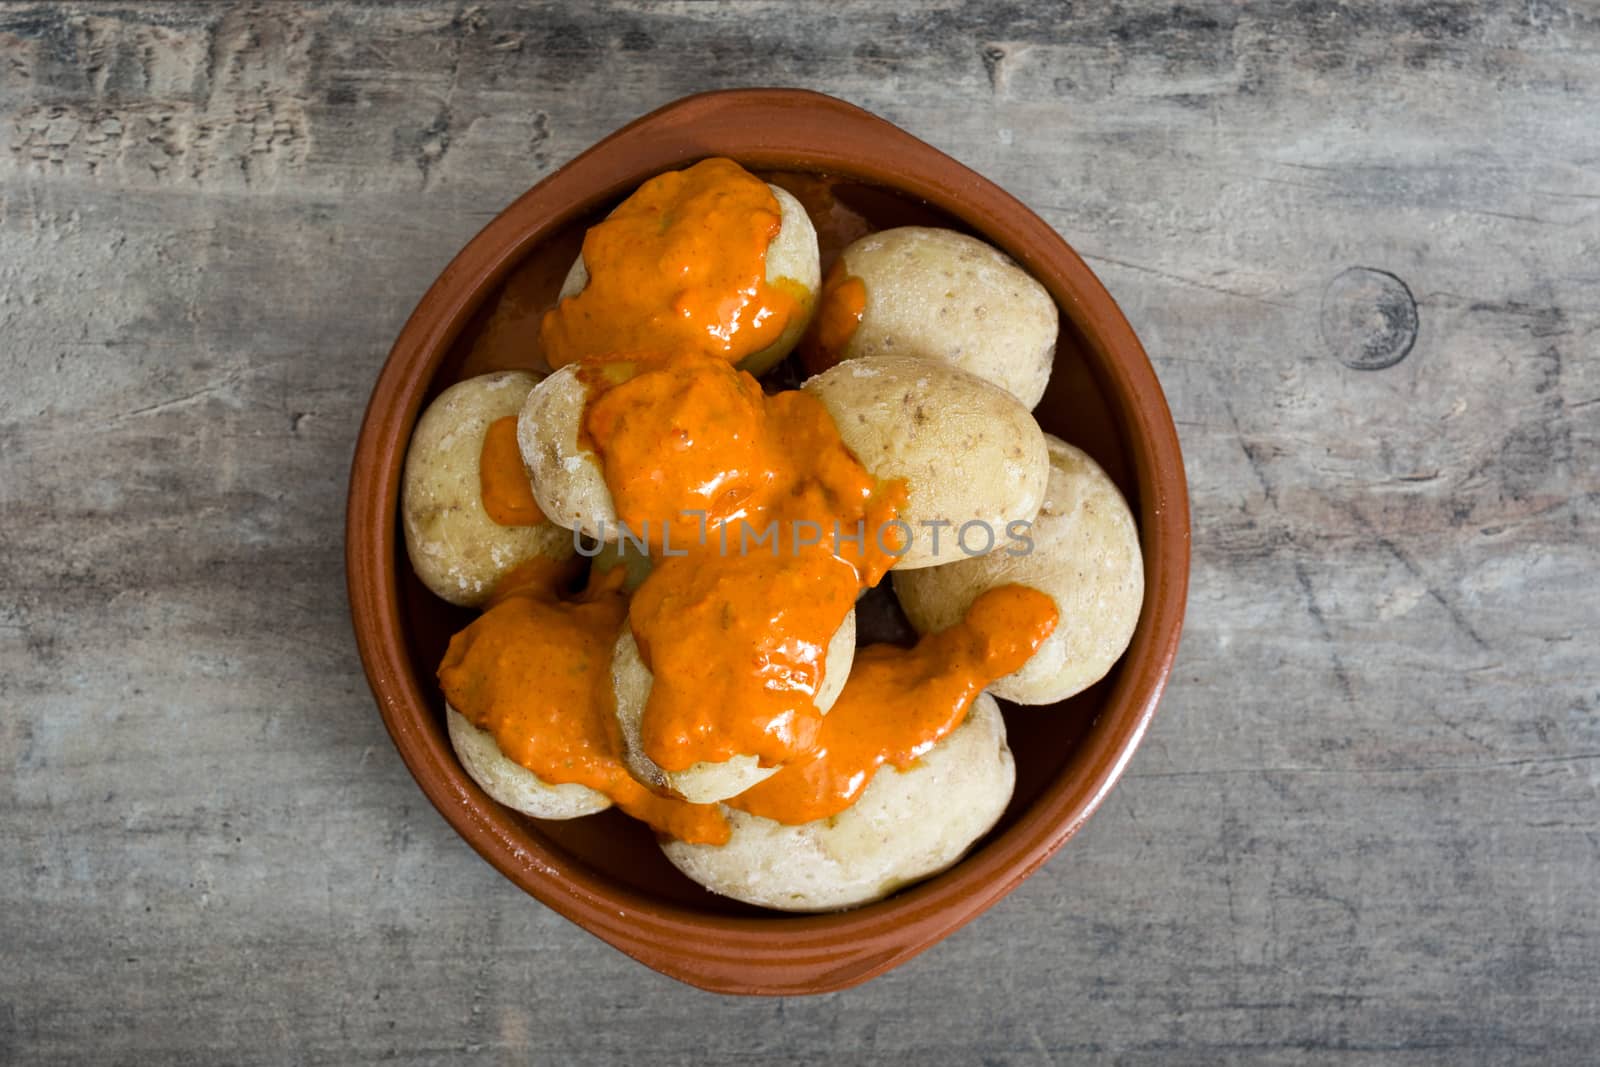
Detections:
[660, 692, 1015, 912]
[803, 355, 1049, 570]
[610, 610, 857, 804]
[557, 182, 819, 376]
[516, 364, 617, 542]
[893, 436, 1144, 704]
[446, 706, 612, 820]
[832, 226, 1057, 409]
[402, 371, 575, 606]
[744, 183, 822, 375]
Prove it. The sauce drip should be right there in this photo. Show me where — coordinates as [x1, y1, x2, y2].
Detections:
[581, 351, 905, 772]
[478, 415, 547, 526]
[438, 558, 730, 845]
[540, 158, 801, 368]
[731, 585, 1058, 824]
[798, 261, 866, 375]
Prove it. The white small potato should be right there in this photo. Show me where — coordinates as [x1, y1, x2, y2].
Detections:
[402, 371, 575, 606]
[661, 692, 1015, 912]
[610, 610, 857, 804]
[446, 706, 612, 820]
[517, 364, 617, 542]
[827, 226, 1057, 409]
[745, 183, 823, 374]
[558, 182, 820, 376]
[893, 436, 1144, 704]
[803, 355, 1049, 570]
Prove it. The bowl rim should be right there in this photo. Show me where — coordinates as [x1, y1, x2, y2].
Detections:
[346, 88, 1190, 995]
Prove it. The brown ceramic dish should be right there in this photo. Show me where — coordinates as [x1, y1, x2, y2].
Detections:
[346, 89, 1189, 995]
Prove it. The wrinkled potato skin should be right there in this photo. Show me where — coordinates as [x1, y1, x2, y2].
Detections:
[558, 182, 820, 376]
[893, 436, 1144, 704]
[610, 610, 857, 804]
[834, 226, 1057, 409]
[803, 355, 1049, 569]
[660, 693, 1015, 912]
[516, 365, 617, 542]
[446, 706, 612, 820]
[402, 371, 575, 606]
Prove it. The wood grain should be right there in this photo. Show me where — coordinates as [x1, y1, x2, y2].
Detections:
[2, 1, 1596, 1062]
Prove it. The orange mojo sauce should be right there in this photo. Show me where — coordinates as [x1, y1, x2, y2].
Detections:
[438, 558, 729, 844]
[731, 586, 1057, 824]
[442, 158, 1058, 836]
[478, 416, 547, 526]
[799, 260, 867, 375]
[581, 351, 905, 772]
[540, 157, 801, 368]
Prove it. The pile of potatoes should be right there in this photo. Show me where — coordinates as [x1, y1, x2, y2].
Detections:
[402, 183, 1145, 912]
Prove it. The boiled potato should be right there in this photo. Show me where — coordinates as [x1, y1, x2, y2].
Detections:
[402, 371, 575, 606]
[558, 182, 820, 376]
[824, 226, 1057, 409]
[610, 610, 857, 804]
[661, 692, 1015, 912]
[446, 706, 612, 820]
[517, 364, 617, 542]
[893, 436, 1143, 704]
[803, 355, 1049, 570]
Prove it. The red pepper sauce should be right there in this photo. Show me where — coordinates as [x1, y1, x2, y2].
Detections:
[731, 585, 1058, 824]
[437, 559, 729, 845]
[477, 415, 547, 526]
[540, 158, 801, 368]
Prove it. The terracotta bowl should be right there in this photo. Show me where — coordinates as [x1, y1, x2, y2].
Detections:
[346, 89, 1189, 995]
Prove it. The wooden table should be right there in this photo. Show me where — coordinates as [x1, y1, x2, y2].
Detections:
[3, 2, 1595, 1061]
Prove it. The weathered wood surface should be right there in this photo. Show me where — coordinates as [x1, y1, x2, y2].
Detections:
[2, 1, 1596, 1062]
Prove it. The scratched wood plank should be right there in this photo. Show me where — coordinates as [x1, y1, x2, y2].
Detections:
[1, 1, 1596, 1063]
